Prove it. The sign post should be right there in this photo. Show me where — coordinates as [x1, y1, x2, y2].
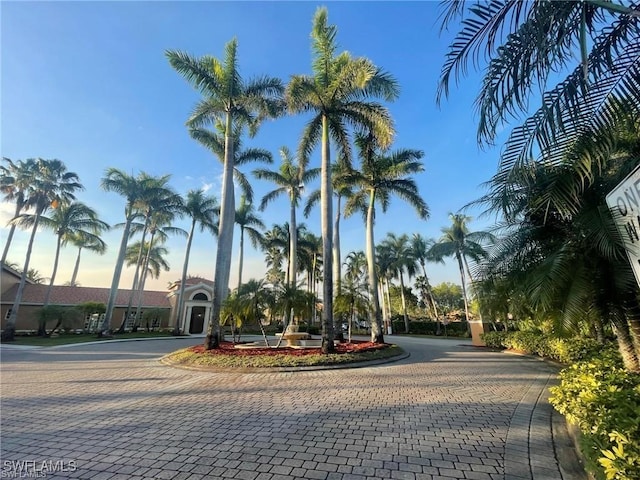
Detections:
[606, 164, 640, 288]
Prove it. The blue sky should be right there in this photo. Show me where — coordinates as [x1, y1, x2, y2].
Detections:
[1, 1, 506, 292]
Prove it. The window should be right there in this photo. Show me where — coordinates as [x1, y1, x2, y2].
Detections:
[193, 293, 208, 301]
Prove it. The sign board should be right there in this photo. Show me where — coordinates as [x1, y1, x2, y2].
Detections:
[606, 164, 640, 287]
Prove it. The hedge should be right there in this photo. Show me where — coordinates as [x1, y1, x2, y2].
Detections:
[391, 320, 469, 337]
[481, 330, 639, 480]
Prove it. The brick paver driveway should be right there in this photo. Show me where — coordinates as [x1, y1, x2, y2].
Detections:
[0, 336, 567, 480]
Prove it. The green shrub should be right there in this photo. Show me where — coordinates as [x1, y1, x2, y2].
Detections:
[481, 331, 507, 349]
[550, 354, 640, 480]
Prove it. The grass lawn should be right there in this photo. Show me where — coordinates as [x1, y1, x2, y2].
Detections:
[2, 331, 175, 347]
[164, 342, 405, 369]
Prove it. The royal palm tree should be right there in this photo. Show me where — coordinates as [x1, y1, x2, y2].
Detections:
[234, 196, 265, 290]
[100, 169, 164, 334]
[1, 158, 37, 265]
[431, 214, 493, 331]
[190, 122, 273, 204]
[67, 230, 107, 286]
[13, 201, 109, 308]
[411, 233, 441, 322]
[344, 134, 429, 341]
[122, 175, 181, 329]
[25, 268, 46, 284]
[380, 233, 419, 334]
[167, 39, 284, 349]
[2, 159, 82, 341]
[174, 190, 218, 335]
[255, 146, 320, 289]
[125, 241, 170, 288]
[304, 159, 354, 299]
[131, 210, 186, 327]
[287, 7, 399, 353]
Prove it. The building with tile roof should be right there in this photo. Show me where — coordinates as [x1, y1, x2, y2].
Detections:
[1, 265, 215, 334]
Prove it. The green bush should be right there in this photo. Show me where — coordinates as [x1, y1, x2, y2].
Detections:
[481, 331, 507, 349]
[550, 354, 640, 480]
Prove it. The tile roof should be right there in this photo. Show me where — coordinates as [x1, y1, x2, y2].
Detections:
[1, 284, 169, 308]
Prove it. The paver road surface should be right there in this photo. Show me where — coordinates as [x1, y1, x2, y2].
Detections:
[1, 336, 571, 480]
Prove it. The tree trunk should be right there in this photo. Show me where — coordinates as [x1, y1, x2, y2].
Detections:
[102, 214, 134, 334]
[237, 226, 245, 291]
[70, 247, 82, 286]
[289, 195, 298, 289]
[174, 220, 196, 335]
[3, 211, 42, 341]
[120, 224, 148, 332]
[611, 313, 640, 372]
[206, 110, 235, 350]
[400, 271, 409, 333]
[457, 253, 471, 333]
[420, 262, 440, 321]
[320, 115, 335, 353]
[134, 232, 157, 326]
[43, 234, 63, 307]
[1, 202, 21, 265]
[366, 191, 384, 343]
[385, 279, 392, 330]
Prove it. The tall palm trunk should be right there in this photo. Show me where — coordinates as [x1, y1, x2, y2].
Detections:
[134, 233, 157, 327]
[1, 202, 22, 265]
[385, 279, 392, 328]
[399, 271, 409, 333]
[101, 214, 134, 334]
[312, 253, 318, 325]
[70, 247, 82, 285]
[611, 310, 640, 372]
[237, 226, 245, 291]
[333, 194, 342, 297]
[3, 211, 42, 341]
[456, 253, 472, 333]
[43, 234, 63, 307]
[289, 196, 298, 290]
[174, 219, 196, 334]
[366, 192, 384, 343]
[320, 115, 335, 353]
[419, 262, 440, 321]
[206, 111, 235, 349]
[120, 224, 149, 332]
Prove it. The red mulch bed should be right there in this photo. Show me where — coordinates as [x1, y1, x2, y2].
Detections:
[188, 340, 388, 357]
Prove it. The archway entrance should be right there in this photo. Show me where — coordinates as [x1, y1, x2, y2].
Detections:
[189, 306, 206, 334]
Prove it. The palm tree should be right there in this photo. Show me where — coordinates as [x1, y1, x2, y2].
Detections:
[2, 159, 82, 341]
[380, 233, 419, 334]
[304, 159, 354, 308]
[411, 233, 441, 322]
[234, 195, 265, 290]
[121, 175, 181, 328]
[132, 211, 186, 327]
[255, 146, 320, 289]
[0, 158, 37, 265]
[190, 121, 272, 204]
[476, 121, 640, 370]
[438, 1, 640, 152]
[174, 189, 218, 335]
[167, 39, 284, 349]
[288, 7, 399, 353]
[431, 214, 493, 332]
[298, 231, 323, 324]
[67, 231, 107, 286]
[344, 134, 429, 341]
[25, 268, 46, 284]
[125, 241, 170, 287]
[100, 169, 163, 334]
[13, 201, 109, 308]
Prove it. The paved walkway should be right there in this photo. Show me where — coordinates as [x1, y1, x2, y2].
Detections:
[0, 336, 581, 480]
